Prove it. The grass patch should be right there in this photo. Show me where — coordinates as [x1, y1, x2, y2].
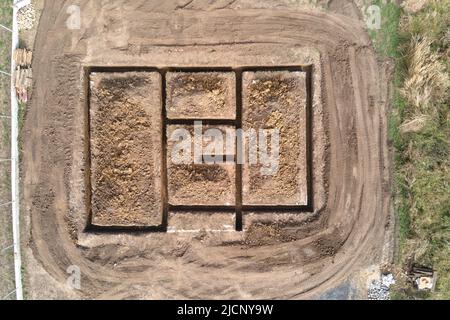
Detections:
[368, 0, 450, 299]
[0, 0, 15, 300]
[18, 101, 26, 161]
[18, 101, 26, 132]
[368, 0, 402, 59]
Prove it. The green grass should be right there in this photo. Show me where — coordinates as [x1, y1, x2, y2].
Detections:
[0, 0, 15, 300]
[402, 0, 450, 48]
[368, 0, 450, 299]
[18, 101, 26, 161]
[0, 1, 12, 70]
[368, 0, 402, 59]
[0, 0, 12, 193]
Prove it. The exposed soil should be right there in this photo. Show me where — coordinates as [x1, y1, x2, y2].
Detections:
[21, 0, 392, 300]
[167, 124, 236, 206]
[168, 210, 236, 232]
[166, 72, 236, 120]
[168, 163, 235, 206]
[167, 124, 236, 159]
[89, 72, 162, 227]
[243, 223, 297, 247]
[242, 71, 308, 205]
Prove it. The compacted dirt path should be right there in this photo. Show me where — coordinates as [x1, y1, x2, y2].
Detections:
[21, 0, 392, 299]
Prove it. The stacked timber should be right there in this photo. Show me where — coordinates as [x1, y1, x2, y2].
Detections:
[13, 49, 33, 103]
[13, 49, 33, 67]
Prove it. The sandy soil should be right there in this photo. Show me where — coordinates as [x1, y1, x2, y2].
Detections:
[21, 0, 392, 299]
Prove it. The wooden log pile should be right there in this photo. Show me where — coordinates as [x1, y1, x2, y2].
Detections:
[13, 49, 33, 103]
[13, 48, 33, 67]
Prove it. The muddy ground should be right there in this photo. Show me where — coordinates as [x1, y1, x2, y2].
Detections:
[21, 0, 392, 299]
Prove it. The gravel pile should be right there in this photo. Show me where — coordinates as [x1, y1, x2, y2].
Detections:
[18, 4, 36, 31]
[368, 274, 396, 300]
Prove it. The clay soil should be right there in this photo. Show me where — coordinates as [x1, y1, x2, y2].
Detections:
[22, 0, 392, 299]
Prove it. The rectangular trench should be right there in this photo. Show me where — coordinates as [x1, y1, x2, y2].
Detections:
[85, 66, 313, 233]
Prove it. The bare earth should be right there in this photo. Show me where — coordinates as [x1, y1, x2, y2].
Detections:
[89, 72, 162, 227]
[166, 72, 236, 120]
[242, 71, 308, 206]
[21, 0, 392, 299]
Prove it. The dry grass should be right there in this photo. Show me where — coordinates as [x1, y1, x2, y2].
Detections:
[401, 36, 450, 118]
[397, 7, 450, 298]
[369, 0, 450, 299]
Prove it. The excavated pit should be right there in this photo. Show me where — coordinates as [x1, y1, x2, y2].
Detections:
[88, 71, 163, 227]
[87, 68, 311, 231]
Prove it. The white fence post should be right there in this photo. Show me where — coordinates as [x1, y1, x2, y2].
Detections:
[9, 0, 31, 301]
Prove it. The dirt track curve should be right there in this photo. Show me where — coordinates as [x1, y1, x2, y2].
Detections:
[22, 0, 392, 299]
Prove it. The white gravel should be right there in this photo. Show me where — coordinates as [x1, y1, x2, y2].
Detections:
[368, 274, 396, 300]
[18, 4, 36, 31]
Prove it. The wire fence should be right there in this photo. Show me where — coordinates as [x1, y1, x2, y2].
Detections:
[0, 0, 25, 300]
